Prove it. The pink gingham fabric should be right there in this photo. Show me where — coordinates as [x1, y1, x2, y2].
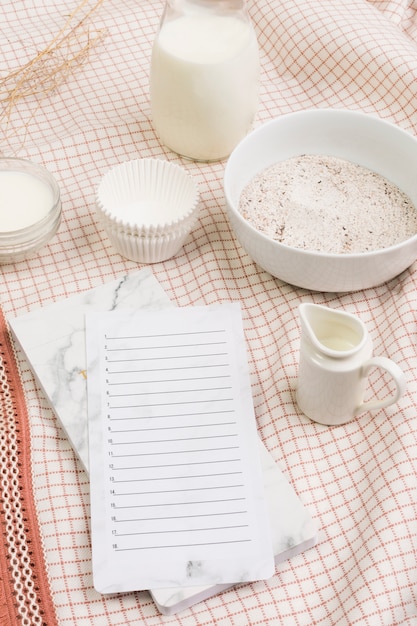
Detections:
[1, 1, 416, 624]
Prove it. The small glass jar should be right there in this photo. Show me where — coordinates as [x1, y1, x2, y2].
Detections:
[150, 0, 260, 162]
[0, 158, 61, 263]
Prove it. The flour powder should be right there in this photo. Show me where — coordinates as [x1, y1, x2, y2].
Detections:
[238, 154, 417, 253]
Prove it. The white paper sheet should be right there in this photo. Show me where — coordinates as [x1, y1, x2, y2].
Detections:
[86, 303, 274, 593]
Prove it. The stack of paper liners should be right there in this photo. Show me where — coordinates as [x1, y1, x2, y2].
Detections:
[8, 268, 318, 615]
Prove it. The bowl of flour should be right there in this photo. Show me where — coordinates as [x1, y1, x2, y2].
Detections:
[224, 109, 417, 292]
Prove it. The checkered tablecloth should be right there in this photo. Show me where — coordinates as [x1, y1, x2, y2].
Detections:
[1, 1, 416, 624]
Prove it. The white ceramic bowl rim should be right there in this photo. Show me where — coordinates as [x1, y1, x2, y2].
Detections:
[224, 108, 417, 291]
[225, 109, 417, 258]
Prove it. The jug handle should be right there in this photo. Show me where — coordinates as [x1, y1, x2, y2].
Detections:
[356, 356, 406, 414]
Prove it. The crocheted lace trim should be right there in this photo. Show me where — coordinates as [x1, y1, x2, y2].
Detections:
[0, 314, 57, 626]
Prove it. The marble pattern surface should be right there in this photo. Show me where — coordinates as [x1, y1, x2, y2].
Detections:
[9, 269, 172, 471]
[8, 268, 317, 614]
[151, 438, 318, 615]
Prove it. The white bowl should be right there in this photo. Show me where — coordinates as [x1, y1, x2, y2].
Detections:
[96, 158, 200, 263]
[224, 109, 417, 292]
[0, 158, 61, 263]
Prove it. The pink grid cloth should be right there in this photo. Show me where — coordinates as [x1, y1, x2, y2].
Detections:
[1, 0, 417, 624]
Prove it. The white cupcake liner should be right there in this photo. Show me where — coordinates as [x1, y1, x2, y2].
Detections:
[104, 222, 195, 263]
[96, 157, 200, 262]
[96, 202, 199, 239]
[96, 158, 199, 235]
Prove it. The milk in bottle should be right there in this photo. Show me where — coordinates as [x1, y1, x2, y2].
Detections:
[150, 0, 260, 162]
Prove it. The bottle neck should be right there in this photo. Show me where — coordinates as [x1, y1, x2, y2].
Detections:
[162, 0, 248, 19]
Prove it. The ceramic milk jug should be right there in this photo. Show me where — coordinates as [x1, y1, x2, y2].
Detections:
[296, 303, 406, 425]
[149, 0, 260, 162]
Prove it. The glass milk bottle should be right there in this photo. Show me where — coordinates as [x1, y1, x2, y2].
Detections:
[150, 0, 260, 162]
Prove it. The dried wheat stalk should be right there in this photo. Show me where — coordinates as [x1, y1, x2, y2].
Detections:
[0, 0, 107, 144]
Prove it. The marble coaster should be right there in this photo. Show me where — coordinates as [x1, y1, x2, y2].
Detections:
[8, 268, 317, 615]
[9, 269, 173, 471]
[150, 438, 317, 615]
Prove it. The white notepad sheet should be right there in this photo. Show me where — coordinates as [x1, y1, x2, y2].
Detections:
[85, 303, 275, 594]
